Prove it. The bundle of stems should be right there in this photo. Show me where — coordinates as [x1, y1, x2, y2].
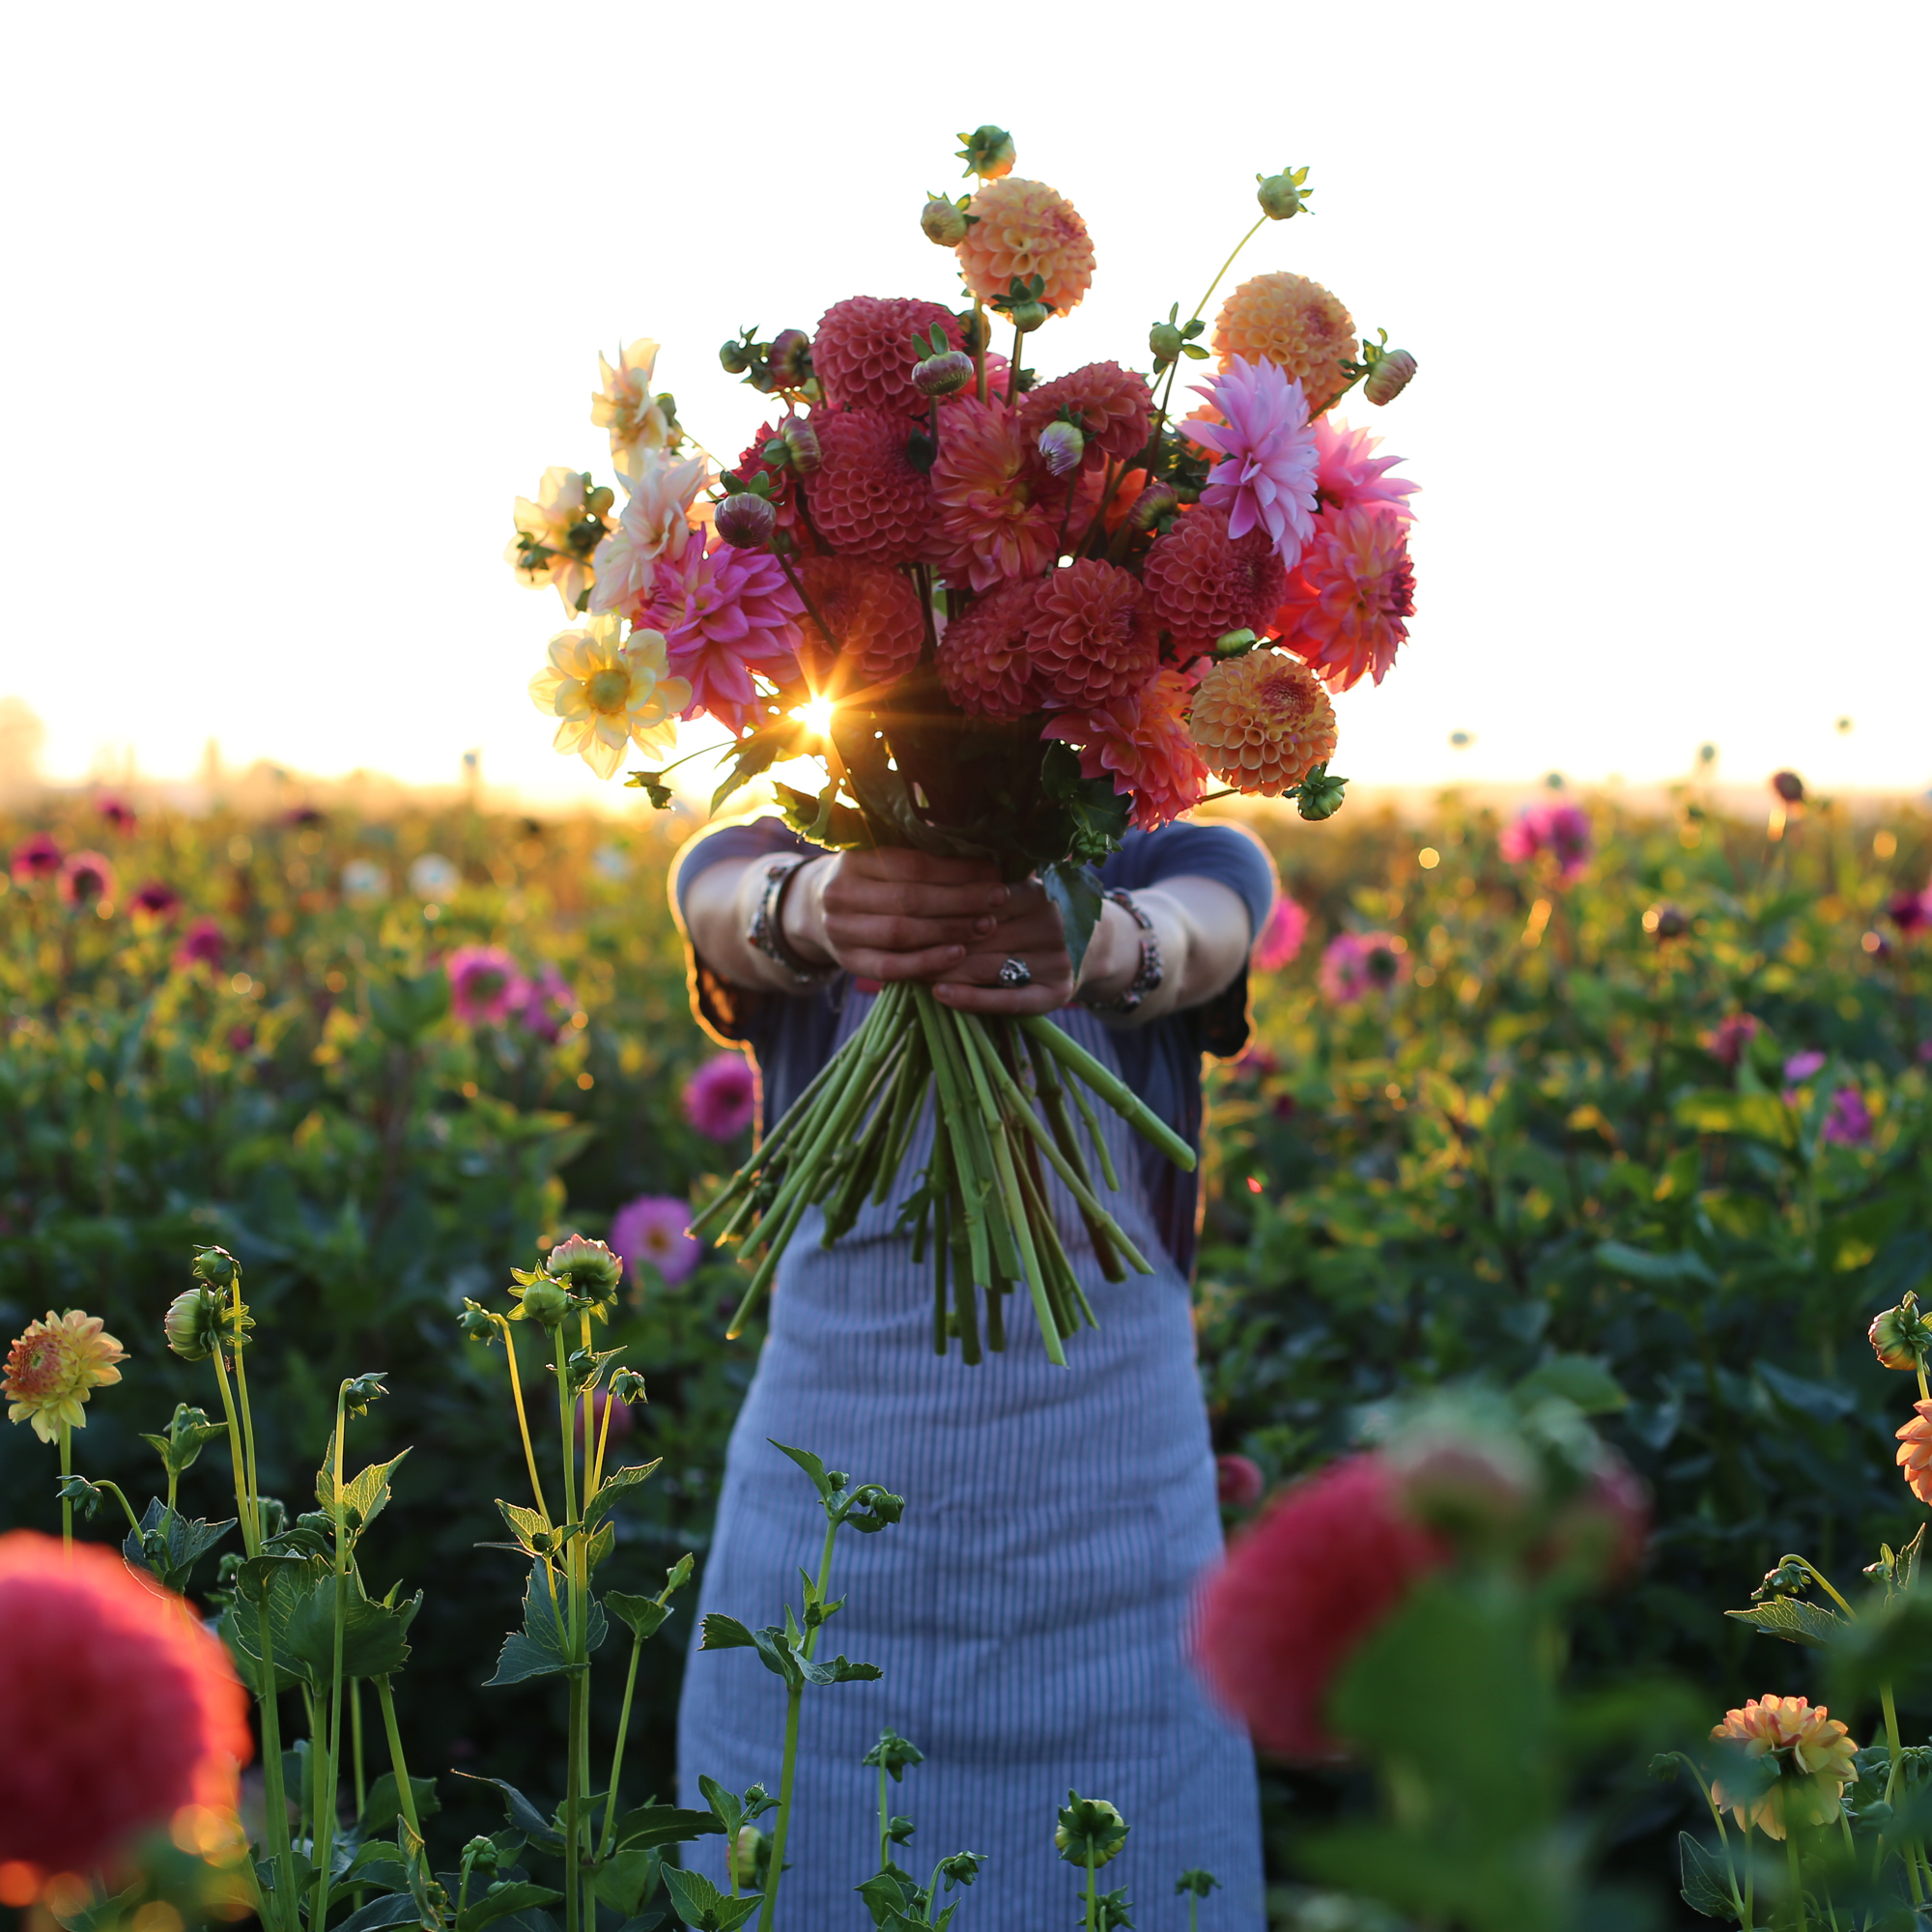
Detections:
[693, 983, 1194, 1366]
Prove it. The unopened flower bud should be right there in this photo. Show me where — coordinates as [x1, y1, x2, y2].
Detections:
[1055, 1797, 1127, 1869]
[763, 418, 821, 474]
[1294, 764, 1349, 822]
[715, 493, 779, 549]
[1213, 628, 1258, 658]
[546, 1233, 625, 1303]
[1127, 479, 1179, 532]
[719, 340, 753, 376]
[1149, 321, 1183, 364]
[913, 350, 975, 397]
[191, 1245, 240, 1291]
[955, 125, 1015, 181]
[585, 485, 615, 519]
[1365, 348, 1417, 406]
[1256, 169, 1310, 220]
[1871, 1293, 1932, 1372]
[1007, 299, 1049, 334]
[1771, 769, 1805, 805]
[921, 195, 971, 246]
[1753, 1557, 1811, 1602]
[457, 1304, 497, 1343]
[767, 329, 811, 388]
[1037, 419, 1085, 476]
[517, 1279, 573, 1328]
[164, 1287, 223, 1362]
[611, 1369, 647, 1404]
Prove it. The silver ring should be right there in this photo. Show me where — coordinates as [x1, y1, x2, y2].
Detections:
[997, 955, 1032, 988]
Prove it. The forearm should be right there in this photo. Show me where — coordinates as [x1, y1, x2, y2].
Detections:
[682, 854, 830, 995]
[1072, 876, 1250, 1026]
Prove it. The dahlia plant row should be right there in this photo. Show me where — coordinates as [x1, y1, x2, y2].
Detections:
[511, 125, 1421, 1362]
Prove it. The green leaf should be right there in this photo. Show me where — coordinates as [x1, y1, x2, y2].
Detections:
[217, 1555, 328, 1693]
[316, 1449, 412, 1542]
[593, 1849, 662, 1919]
[1593, 1241, 1719, 1288]
[698, 1612, 758, 1651]
[773, 781, 870, 851]
[486, 1563, 608, 1687]
[663, 1864, 761, 1932]
[1677, 1833, 1742, 1921]
[456, 1882, 566, 1932]
[1724, 1596, 1847, 1649]
[282, 1576, 418, 1682]
[494, 1499, 554, 1558]
[1042, 863, 1104, 980]
[334, 1894, 430, 1932]
[359, 1771, 441, 1834]
[767, 1440, 833, 1497]
[369, 970, 451, 1043]
[453, 1774, 562, 1852]
[1672, 1090, 1794, 1147]
[122, 1497, 236, 1594]
[583, 1460, 664, 1529]
[799, 1653, 883, 1685]
[611, 1802, 724, 1854]
[606, 1592, 672, 1643]
[1512, 1354, 1626, 1415]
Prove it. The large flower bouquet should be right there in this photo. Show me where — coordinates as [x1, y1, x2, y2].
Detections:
[512, 126, 1420, 1364]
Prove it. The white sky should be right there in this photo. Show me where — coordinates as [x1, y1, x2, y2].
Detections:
[3, 1, 1927, 809]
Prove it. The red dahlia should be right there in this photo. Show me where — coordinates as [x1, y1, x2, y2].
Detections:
[813, 297, 962, 418]
[936, 579, 1044, 719]
[1026, 560, 1157, 709]
[809, 410, 934, 565]
[1045, 666, 1208, 832]
[1143, 506, 1287, 652]
[794, 556, 926, 696]
[1018, 361, 1153, 465]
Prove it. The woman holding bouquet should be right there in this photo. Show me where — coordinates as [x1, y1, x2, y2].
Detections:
[673, 820, 1275, 1930]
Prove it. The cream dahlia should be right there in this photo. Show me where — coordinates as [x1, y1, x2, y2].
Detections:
[936, 579, 1044, 720]
[794, 555, 926, 696]
[814, 297, 961, 417]
[956, 177, 1095, 316]
[1273, 505, 1415, 693]
[1046, 668, 1208, 833]
[4, 1311, 128, 1445]
[1188, 650, 1338, 797]
[506, 467, 610, 612]
[1143, 506, 1288, 652]
[589, 453, 707, 621]
[930, 398, 1061, 589]
[1026, 560, 1157, 710]
[592, 337, 672, 479]
[810, 410, 934, 565]
[1213, 272, 1357, 417]
[527, 612, 690, 780]
[641, 542, 804, 732]
[1180, 356, 1320, 567]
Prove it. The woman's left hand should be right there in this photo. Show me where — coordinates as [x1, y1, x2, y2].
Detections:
[930, 878, 1073, 1015]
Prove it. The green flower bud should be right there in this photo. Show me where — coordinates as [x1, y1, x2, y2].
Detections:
[545, 1234, 625, 1304]
[164, 1287, 225, 1361]
[862, 1728, 925, 1778]
[1007, 298, 1049, 334]
[1871, 1293, 1932, 1372]
[1293, 764, 1349, 822]
[1256, 166, 1312, 220]
[921, 194, 971, 246]
[457, 1302, 497, 1343]
[1037, 419, 1085, 476]
[610, 1368, 647, 1405]
[1055, 1794, 1128, 1868]
[1149, 320, 1183, 365]
[720, 339, 753, 375]
[767, 328, 812, 389]
[515, 1278, 573, 1328]
[955, 125, 1015, 181]
[913, 350, 975, 397]
[342, 1372, 387, 1417]
[191, 1245, 240, 1290]
[1213, 628, 1259, 658]
[1127, 479, 1180, 533]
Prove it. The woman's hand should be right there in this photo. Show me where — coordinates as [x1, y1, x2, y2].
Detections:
[787, 847, 1010, 983]
[929, 877, 1076, 1016]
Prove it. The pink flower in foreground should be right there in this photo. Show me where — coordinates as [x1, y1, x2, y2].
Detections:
[1252, 896, 1309, 972]
[609, 1194, 702, 1287]
[1312, 415, 1418, 524]
[1216, 1455, 1265, 1508]
[59, 852, 117, 911]
[1319, 931, 1408, 1005]
[683, 1055, 757, 1140]
[445, 946, 524, 1026]
[1499, 802, 1593, 883]
[515, 964, 576, 1043]
[1180, 356, 1320, 569]
[173, 918, 225, 971]
[11, 835, 62, 886]
[1701, 1012, 1761, 1066]
[1822, 1087, 1873, 1147]
[641, 540, 803, 732]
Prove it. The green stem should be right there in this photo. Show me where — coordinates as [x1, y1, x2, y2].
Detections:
[1191, 212, 1267, 324]
[759, 1682, 804, 1932]
[209, 1348, 255, 1552]
[256, 1603, 298, 1931]
[599, 1636, 644, 1862]
[231, 1311, 264, 1549]
[374, 1676, 422, 1838]
[557, 1329, 585, 1932]
[1787, 1826, 1806, 1932]
[879, 1766, 891, 1874]
[1086, 1844, 1098, 1932]
[1882, 1685, 1925, 1904]
[1018, 1016, 1197, 1170]
[311, 1385, 352, 1932]
[351, 1679, 367, 1822]
[497, 1314, 552, 1525]
[58, 1422, 71, 1551]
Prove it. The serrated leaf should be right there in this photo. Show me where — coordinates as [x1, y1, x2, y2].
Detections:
[359, 1771, 441, 1835]
[606, 1592, 672, 1643]
[698, 1612, 757, 1651]
[583, 1461, 663, 1530]
[799, 1653, 883, 1685]
[122, 1498, 236, 1593]
[456, 1881, 566, 1932]
[218, 1555, 327, 1692]
[453, 1774, 564, 1852]
[1677, 1832, 1742, 1921]
[496, 1500, 553, 1557]
[485, 1565, 607, 1686]
[316, 1449, 412, 1542]
[1724, 1596, 1848, 1650]
[283, 1576, 418, 1681]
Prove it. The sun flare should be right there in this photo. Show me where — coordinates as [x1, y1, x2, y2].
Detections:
[798, 696, 837, 736]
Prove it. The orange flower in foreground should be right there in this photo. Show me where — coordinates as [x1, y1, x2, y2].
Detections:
[1709, 1694, 1858, 1840]
[4, 1310, 128, 1445]
[956, 177, 1095, 316]
[0, 1531, 252, 1879]
[1188, 650, 1338, 798]
[1212, 271, 1357, 417]
[1896, 1399, 1932, 1503]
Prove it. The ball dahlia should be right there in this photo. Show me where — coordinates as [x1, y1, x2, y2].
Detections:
[794, 555, 926, 696]
[1018, 362, 1152, 465]
[1143, 507, 1288, 652]
[809, 409, 934, 566]
[1212, 271, 1357, 417]
[1046, 667, 1209, 832]
[930, 398, 1061, 590]
[813, 297, 962, 418]
[1025, 560, 1157, 710]
[1272, 504, 1415, 693]
[956, 177, 1095, 316]
[936, 579, 1045, 720]
[0, 1529, 252, 1876]
[1188, 649, 1337, 798]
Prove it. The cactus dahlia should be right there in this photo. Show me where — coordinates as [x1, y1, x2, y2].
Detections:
[1272, 504, 1415, 693]
[1188, 650, 1338, 798]
[956, 177, 1095, 316]
[1212, 271, 1357, 417]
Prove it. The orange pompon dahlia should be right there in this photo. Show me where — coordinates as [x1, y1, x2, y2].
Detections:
[1026, 560, 1158, 710]
[813, 297, 962, 418]
[1709, 1694, 1859, 1840]
[930, 398, 1061, 590]
[4, 1310, 127, 1445]
[1018, 362, 1153, 465]
[936, 579, 1044, 720]
[1896, 1400, 1932, 1503]
[1189, 650, 1339, 798]
[1047, 668, 1209, 832]
[794, 555, 926, 696]
[956, 177, 1095, 317]
[1143, 506, 1288, 652]
[1273, 505, 1415, 693]
[809, 409, 934, 565]
[0, 1531, 253, 1877]
[1213, 271, 1357, 417]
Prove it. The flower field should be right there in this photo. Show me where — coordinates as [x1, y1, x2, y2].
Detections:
[4, 773, 1932, 1926]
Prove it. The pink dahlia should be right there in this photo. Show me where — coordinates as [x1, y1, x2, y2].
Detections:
[1498, 801, 1593, 883]
[1700, 1011, 1762, 1066]
[10, 835, 62, 886]
[173, 917, 225, 971]
[683, 1053, 757, 1140]
[130, 879, 182, 923]
[1886, 887, 1932, 936]
[813, 297, 961, 417]
[1252, 896, 1309, 972]
[1319, 931, 1409, 1004]
[728, 419, 799, 532]
[445, 945, 524, 1026]
[810, 409, 934, 566]
[1179, 356, 1320, 569]
[936, 579, 1046, 720]
[1823, 1087, 1873, 1147]
[1215, 1454, 1266, 1509]
[1313, 415, 1418, 523]
[96, 794, 137, 834]
[1192, 1454, 1451, 1758]
[641, 539, 804, 732]
[1143, 507, 1287, 653]
[1046, 667, 1209, 833]
[930, 398, 1061, 590]
[1018, 362, 1153, 466]
[1272, 505, 1416, 693]
[514, 964, 575, 1042]
[609, 1194, 702, 1288]
[58, 851, 117, 911]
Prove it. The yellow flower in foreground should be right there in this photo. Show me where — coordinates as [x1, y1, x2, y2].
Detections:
[1710, 1694, 1858, 1840]
[528, 612, 691, 781]
[505, 467, 611, 612]
[4, 1309, 128, 1444]
[592, 337, 672, 480]
[1897, 1399, 1932, 1504]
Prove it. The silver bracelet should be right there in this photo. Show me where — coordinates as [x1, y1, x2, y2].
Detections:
[1079, 889, 1162, 1013]
[748, 857, 838, 986]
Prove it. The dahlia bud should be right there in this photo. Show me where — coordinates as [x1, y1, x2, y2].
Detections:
[1870, 1293, 1932, 1372]
[913, 350, 975, 397]
[1149, 321, 1183, 364]
[191, 1244, 240, 1291]
[1213, 628, 1259, 658]
[1256, 166, 1311, 220]
[955, 124, 1015, 181]
[164, 1287, 223, 1362]
[611, 1368, 647, 1405]
[762, 418, 822, 474]
[1126, 479, 1179, 532]
[921, 194, 971, 246]
[1055, 1795, 1128, 1869]
[1037, 419, 1085, 476]
[516, 1278, 573, 1328]
[585, 484, 615, 519]
[767, 329, 812, 389]
[457, 1302, 497, 1343]
[546, 1233, 625, 1303]
[1365, 348, 1417, 406]
[1294, 764, 1349, 821]
[715, 492, 778, 550]
[1008, 298, 1049, 334]
[719, 339, 753, 375]
[1752, 1557, 1811, 1602]
[1771, 769, 1805, 805]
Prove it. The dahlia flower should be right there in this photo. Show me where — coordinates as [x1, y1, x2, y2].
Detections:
[506, 467, 608, 612]
[810, 409, 935, 566]
[1189, 651, 1338, 798]
[1212, 271, 1357, 417]
[0, 1531, 252, 1876]
[610, 1194, 703, 1288]
[1272, 504, 1416, 693]
[173, 917, 225, 971]
[514, 964, 575, 1042]
[1018, 363, 1153, 465]
[683, 1054, 757, 1140]
[1709, 1695, 1859, 1840]
[1180, 357, 1319, 568]
[937, 579, 1045, 720]
[1783, 1050, 1826, 1084]
[589, 453, 707, 620]
[1887, 887, 1932, 935]
[97, 794, 137, 833]
[1823, 1087, 1873, 1146]
[1313, 416, 1418, 523]
[930, 399, 1061, 590]
[592, 337, 672, 480]
[528, 611, 691, 779]
[130, 880, 182, 923]
[1143, 507, 1287, 652]
[1046, 668, 1209, 833]
[1026, 560, 1158, 709]
[729, 421, 799, 531]
[1215, 1455, 1265, 1508]
[1899, 1400, 1932, 1504]
[793, 555, 925, 697]
[956, 177, 1095, 316]
[1191, 1454, 1450, 1757]
[1318, 931, 1409, 1005]
[444, 945, 524, 1026]
[58, 851, 117, 911]
[813, 297, 961, 417]
[10, 834, 61, 885]
[1499, 802, 1593, 883]
[1252, 896, 1309, 972]
[1700, 1012, 1761, 1065]
[4, 1310, 128, 1445]
[640, 542, 803, 733]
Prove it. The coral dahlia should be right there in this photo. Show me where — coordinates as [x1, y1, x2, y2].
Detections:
[1898, 1400, 1932, 1504]
[793, 555, 926, 696]
[1272, 505, 1415, 693]
[1018, 362, 1153, 465]
[813, 297, 962, 418]
[956, 177, 1095, 316]
[810, 410, 934, 566]
[1213, 271, 1358, 417]
[1252, 896, 1309, 972]
[640, 542, 804, 733]
[1189, 650, 1338, 798]
[930, 398, 1062, 590]
[1025, 560, 1157, 710]
[1181, 356, 1320, 569]
[4, 1310, 128, 1445]
[1046, 667, 1209, 832]
[936, 579, 1045, 720]
[1314, 415, 1418, 523]
[1143, 508, 1288, 653]
[1710, 1696, 1859, 1840]
[0, 1530, 252, 1876]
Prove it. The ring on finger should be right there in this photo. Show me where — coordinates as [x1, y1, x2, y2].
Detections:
[996, 955, 1033, 988]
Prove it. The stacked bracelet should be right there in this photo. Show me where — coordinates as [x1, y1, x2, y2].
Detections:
[748, 857, 838, 987]
[1079, 889, 1163, 1014]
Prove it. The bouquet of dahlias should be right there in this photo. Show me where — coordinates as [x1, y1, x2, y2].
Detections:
[512, 126, 1420, 1365]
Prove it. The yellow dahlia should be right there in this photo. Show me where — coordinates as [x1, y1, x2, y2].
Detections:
[528, 611, 691, 781]
[1212, 272, 1357, 417]
[1710, 1695, 1859, 1840]
[4, 1310, 128, 1445]
[1188, 650, 1338, 797]
[956, 177, 1095, 317]
[591, 337, 672, 481]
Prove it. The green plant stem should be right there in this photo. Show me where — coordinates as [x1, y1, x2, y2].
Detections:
[1787, 1827, 1806, 1931]
[497, 1314, 552, 1525]
[1191, 212, 1266, 324]
[759, 1515, 838, 1932]
[878, 1765, 892, 1873]
[58, 1423, 71, 1551]
[256, 1601, 298, 1931]
[1086, 1844, 1098, 1932]
[1008, 320, 1023, 406]
[1018, 1016, 1197, 1169]
[374, 1676, 422, 1838]
[597, 1635, 643, 1861]
[1882, 1685, 1926, 1905]
[209, 1347, 254, 1551]
[556, 1328, 586, 1932]
[351, 1679, 367, 1821]
[311, 1385, 352, 1932]
[230, 1317, 264, 1548]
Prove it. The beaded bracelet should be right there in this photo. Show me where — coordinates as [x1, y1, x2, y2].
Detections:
[748, 857, 838, 987]
[1079, 888, 1163, 1013]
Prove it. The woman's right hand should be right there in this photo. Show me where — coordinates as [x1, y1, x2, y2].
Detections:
[787, 848, 1009, 982]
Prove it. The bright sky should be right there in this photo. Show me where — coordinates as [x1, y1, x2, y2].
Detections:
[3, 2, 1927, 809]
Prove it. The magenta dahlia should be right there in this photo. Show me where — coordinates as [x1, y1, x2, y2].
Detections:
[1179, 355, 1320, 568]
[683, 1053, 757, 1140]
[1314, 415, 1418, 523]
[641, 539, 804, 731]
[809, 409, 935, 565]
[609, 1194, 703, 1288]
